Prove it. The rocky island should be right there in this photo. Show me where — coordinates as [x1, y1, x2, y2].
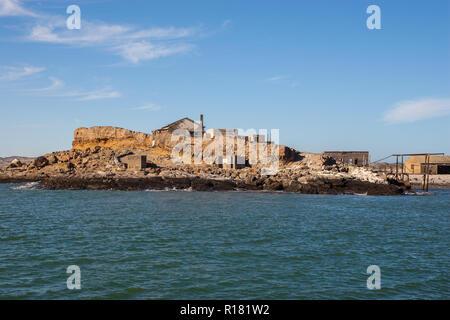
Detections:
[0, 120, 409, 195]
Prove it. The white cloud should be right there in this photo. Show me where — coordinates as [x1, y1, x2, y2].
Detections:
[31, 84, 121, 101]
[28, 22, 198, 46]
[266, 75, 289, 82]
[222, 19, 232, 29]
[116, 41, 193, 63]
[265, 74, 299, 88]
[383, 98, 450, 123]
[28, 22, 132, 45]
[131, 103, 161, 111]
[0, 65, 44, 81]
[77, 90, 121, 101]
[30, 77, 64, 91]
[26, 16, 198, 62]
[128, 26, 199, 40]
[0, 0, 36, 17]
[3, 1, 201, 63]
[0, 66, 120, 101]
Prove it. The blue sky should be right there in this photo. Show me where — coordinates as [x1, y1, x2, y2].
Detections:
[0, 0, 449, 161]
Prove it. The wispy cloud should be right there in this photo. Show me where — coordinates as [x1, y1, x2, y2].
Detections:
[0, 0, 36, 17]
[128, 26, 199, 40]
[1, 65, 120, 101]
[28, 21, 199, 46]
[383, 98, 450, 124]
[28, 81, 121, 101]
[46, 88, 121, 101]
[3, 1, 206, 63]
[266, 75, 289, 82]
[77, 89, 121, 101]
[28, 21, 132, 45]
[116, 41, 193, 63]
[29, 77, 64, 91]
[222, 19, 232, 29]
[24, 12, 199, 63]
[0, 65, 44, 81]
[265, 74, 299, 88]
[131, 103, 161, 111]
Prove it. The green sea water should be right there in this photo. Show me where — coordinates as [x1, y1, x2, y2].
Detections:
[0, 183, 448, 299]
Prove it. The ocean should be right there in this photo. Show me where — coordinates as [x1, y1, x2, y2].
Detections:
[0, 183, 448, 299]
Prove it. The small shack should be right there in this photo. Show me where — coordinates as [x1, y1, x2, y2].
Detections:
[322, 151, 370, 167]
[404, 155, 450, 174]
[124, 155, 147, 171]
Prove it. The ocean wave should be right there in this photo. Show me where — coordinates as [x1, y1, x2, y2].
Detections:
[145, 186, 193, 192]
[10, 182, 40, 190]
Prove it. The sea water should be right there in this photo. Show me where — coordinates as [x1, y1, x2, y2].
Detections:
[0, 184, 448, 299]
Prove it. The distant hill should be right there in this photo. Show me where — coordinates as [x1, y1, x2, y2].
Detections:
[0, 156, 35, 169]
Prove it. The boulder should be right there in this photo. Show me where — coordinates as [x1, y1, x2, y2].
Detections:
[9, 159, 23, 168]
[33, 156, 49, 168]
[322, 156, 337, 166]
[47, 155, 58, 164]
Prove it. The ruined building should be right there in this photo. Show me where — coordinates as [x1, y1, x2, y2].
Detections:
[152, 116, 204, 149]
[322, 151, 370, 167]
[404, 155, 450, 174]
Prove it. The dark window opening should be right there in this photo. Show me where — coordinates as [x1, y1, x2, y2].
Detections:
[437, 165, 450, 174]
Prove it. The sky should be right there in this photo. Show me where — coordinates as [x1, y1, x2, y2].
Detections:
[0, 0, 449, 161]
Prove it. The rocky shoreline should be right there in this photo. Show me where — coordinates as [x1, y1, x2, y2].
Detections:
[1, 175, 406, 195]
[0, 148, 409, 195]
[0, 126, 412, 196]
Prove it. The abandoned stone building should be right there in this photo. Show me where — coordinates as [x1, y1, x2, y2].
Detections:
[322, 151, 370, 167]
[122, 155, 147, 171]
[152, 116, 204, 149]
[205, 128, 239, 139]
[404, 155, 450, 174]
[69, 115, 298, 172]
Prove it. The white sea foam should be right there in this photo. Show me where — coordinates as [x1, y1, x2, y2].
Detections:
[10, 182, 40, 190]
[145, 186, 193, 192]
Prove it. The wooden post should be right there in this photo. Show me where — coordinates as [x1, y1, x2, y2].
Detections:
[425, 153, 430, 192]
[422, 154, 426, 191]
[395, 155, 399, 179]
[422, 154, 430, 192]
[401, 155, 404, 180]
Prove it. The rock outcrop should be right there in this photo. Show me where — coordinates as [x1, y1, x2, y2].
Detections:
[0, 156, 34, 169]
[279, 146, 303, 163]
[72, 126, 153, 150]
[0, 145, 409, 195]
[0, 125, 411, 195]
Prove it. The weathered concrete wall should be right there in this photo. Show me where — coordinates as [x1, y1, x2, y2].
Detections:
[404, 155, 450, 174]
[73, 126, 153, 150]
[323, 151, 370, 167]
[153, 130, 179, 149]
[122, 155, 147, 171]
